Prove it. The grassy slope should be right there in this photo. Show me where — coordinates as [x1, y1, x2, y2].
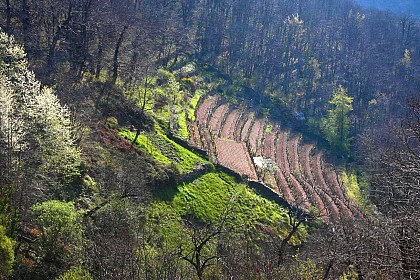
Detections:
[120, 126, 208, 173]
[149, 172, 307, 245]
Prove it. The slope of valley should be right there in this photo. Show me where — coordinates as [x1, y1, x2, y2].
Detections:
[188, 94, 363, 223]
[1, 0, 418, 276]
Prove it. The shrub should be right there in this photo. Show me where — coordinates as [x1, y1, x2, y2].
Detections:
[32, 200, 85, 262]
[0, 225, 15, 277]
[56, 266, 93, 280]
[105, 116, 119, 130]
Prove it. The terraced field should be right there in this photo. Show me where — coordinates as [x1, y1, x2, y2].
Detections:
[188, 94, 361, 223]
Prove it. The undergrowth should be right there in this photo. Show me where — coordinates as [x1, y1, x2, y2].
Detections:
[340, 170, 371, 213]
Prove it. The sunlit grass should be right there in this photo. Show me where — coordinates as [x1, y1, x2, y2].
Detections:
[171, 172, 307, 245]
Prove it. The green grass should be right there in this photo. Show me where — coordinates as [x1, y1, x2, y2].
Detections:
[171, 172, 307, 245]
[155, 129, 207, 173]
[120, 126, 208, 173]
[340, 170, 370, 212]
[120, 129, 171, 165]
[265, 124, 273, 134]
[175, 110, 189, 140]
[188, 89, 205, 121]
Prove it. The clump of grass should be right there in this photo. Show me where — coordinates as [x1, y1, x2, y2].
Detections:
[105, 116, 119, 130]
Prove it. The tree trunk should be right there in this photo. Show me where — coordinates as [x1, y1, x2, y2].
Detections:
[6, 0, 11, 36]
[323, 260, 333, 280]
[46, 3, 73, 74]
[111, 25, 128, 85]
[277, 217, 302, 266]
[95, 36, 103, 79]
[20, 0, 31, 45]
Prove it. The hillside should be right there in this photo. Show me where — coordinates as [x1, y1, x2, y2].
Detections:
[189, 94, 363, 222]
[0, 0, 419, 279]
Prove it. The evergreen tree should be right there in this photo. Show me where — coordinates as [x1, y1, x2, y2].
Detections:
[322, 85, 353, 156]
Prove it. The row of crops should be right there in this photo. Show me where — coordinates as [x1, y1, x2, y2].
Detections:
[188, 95, 363, 223]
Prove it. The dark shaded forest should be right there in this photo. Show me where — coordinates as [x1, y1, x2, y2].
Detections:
[0, 0, 419, 279]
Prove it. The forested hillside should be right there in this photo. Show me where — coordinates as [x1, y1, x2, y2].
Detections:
[0, 0, 419, 279]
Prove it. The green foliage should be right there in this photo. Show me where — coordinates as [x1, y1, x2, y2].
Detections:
[31, 200, 85, 262]
[188, 89, 205, 121]
[322, 85, 353, 156]
[0, 185, 18, 239]
[180, 77, 195, 92]
[105, 116, 119, 130]
[56, 266, 93, 280]
[339, 265, 359, 280]
[278, 258, 323, 279]
[0, 188, 18, 277]
[306, 117, 323, 138]
[138, 201, 192, 278]
[0, 225, 15, 277]
[265, 124, 273, 134]
[124, 67, 208, 140]
[158, 69, 178, 87]
[340, 170, 370, 211]
[157, 69, 180, 105]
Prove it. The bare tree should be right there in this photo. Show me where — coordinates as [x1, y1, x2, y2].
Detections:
[178, 195, 237, 280]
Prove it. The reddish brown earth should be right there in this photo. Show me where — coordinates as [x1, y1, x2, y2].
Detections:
[215, 138, 258, 180]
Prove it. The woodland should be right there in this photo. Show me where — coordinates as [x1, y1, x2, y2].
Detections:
[0, 0, 419, 279]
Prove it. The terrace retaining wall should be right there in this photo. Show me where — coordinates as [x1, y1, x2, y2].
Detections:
[167, 132, 310, 216]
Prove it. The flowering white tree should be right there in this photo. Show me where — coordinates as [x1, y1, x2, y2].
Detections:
[0, 75, 26, 188]
[0, 30, 81, 201]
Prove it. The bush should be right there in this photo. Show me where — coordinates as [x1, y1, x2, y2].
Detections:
[32, 200, 85, 262]
[56, 266, 93, 280]
[0, 225, 15, 277]
[180, 77, 196, 92]
[105, 116, 119, 130]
